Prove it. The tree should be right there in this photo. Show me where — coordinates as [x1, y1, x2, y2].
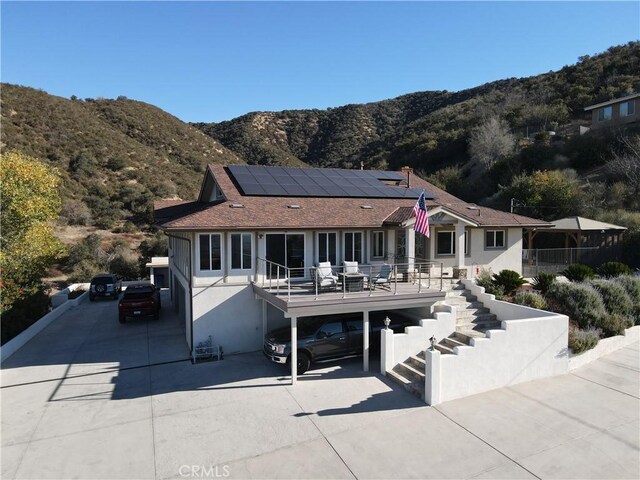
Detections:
[468, 116, 516, 170]
[607, 135, 640, 202]
[502, 170, 583, 221]
[1, 152, 65, 313]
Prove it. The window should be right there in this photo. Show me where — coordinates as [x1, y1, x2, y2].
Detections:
[436, 230, 468, 256]
[318, 232, 337, 265]
[317, 321, 344, 338]
[485, 230, 506, 249]
[231, 233, 252, 270]
[344, 232, 363, 263]
[372, 231, 385, 258]
[199, 234, 222, 271]
[597, 106, 612, 122]
[620, 101, 635, 117]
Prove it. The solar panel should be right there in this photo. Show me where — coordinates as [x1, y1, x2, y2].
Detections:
[227, 165, 434, 199]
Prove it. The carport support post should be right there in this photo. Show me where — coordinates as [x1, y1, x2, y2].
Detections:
[261, 300, 267, 341]
[291, 316, 297, 385]
[363, 311, 370, 372]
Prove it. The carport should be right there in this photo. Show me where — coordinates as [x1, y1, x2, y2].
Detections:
[253, 284, 444, 384]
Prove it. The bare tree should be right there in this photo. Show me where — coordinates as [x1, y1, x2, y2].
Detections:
[608, 135, 640, 197]
[468, 116, 516, 170]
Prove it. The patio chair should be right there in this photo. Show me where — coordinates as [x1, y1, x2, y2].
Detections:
[369, 263, 393, 290]
[343, 261, 360, 274]
[315, 262, 338, 290]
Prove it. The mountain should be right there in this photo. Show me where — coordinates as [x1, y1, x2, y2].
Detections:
[194, 42, 640, 176]
[1, 84, 243, 228]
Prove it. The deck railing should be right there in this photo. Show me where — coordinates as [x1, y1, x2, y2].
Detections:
[255, 258, 444, 301]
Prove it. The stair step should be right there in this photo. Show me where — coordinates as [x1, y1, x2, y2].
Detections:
[456, 313, 497, 323]
[454, 330, 487, 343]
[394, 361, 425, 382]
[386, 370, 425, 400]
[408, 355, 426, 370]
[443, 336, 469, 348]
[434, 343, 454, 355]
[445, 293, 478, 302]
[455, 308, 491, 318]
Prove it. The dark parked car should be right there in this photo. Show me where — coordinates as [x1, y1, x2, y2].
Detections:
[118, 282, 161, 323]
[264, 311, 417, 374]
[89, 274, 122, 301]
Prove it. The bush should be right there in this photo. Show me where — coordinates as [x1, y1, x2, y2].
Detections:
[531, 272, 556, 295]
[492, 269, 526, 295]
[597, 313, 634, 337]
[1, 285, 51, 345]
[568, 328, 600, 354]
[110, 254, 140, 280]
[561, 264, 595, 282]
[546, 282, 607, 329]
[597, 262, 632, 277]
[589, 279, 633, 317]
[475, 269, 505, 299]
[613, 275, 640, 322]
[513, 291, 548, 310]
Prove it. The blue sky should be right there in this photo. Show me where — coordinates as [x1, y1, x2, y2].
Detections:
[2, 2, 638, 122]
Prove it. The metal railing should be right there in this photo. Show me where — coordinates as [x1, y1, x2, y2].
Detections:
[522, 247, 622, 276]
[255, 257, 445, 301]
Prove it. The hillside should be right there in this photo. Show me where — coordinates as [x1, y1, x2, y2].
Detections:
[195, 42, 640, 184]
[1, 84, 243, 229]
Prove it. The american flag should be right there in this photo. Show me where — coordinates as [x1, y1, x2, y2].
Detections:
[413, 192, 430, 237]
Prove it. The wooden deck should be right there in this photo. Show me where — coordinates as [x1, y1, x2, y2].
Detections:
[252, 279, 446, 317]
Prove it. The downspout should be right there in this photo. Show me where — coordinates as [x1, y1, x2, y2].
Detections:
[166, 233, 194, 361]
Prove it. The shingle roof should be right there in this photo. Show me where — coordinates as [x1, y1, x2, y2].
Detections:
[157, 164, 550, 230]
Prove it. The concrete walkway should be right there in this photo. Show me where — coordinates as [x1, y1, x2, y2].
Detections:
[2, 297, 638, 479]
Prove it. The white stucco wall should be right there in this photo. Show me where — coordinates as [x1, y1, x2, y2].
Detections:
[421, 279, 569, 405]
[431, 227, 523, 275]
[192, 283, 263, 355]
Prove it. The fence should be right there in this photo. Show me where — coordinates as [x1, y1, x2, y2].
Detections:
[522, 246, 622, 277]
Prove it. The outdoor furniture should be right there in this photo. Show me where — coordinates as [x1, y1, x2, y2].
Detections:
[338, 272, 367, 292]
[315, 262, 339, 290]
[369, 263, 393, 290]
[343, 261, 360, 274]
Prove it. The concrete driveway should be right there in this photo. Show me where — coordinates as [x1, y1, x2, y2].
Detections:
[2, 295, 639, 479]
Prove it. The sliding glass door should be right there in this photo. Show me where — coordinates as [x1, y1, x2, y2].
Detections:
[266, 233, 305, 278]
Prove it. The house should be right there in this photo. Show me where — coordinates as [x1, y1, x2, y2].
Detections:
[154, 164, 549, 375]
[584, 93, 639, 130]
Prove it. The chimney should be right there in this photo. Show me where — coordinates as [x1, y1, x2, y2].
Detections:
[401, 166, 413, 188]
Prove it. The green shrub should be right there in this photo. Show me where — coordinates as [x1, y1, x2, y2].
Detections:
[492, 269, 526, 295]
[597, 262, 632, 277]
[597, 313, 633, 337]
[110, 254, 140, 280]
[531, 271, 556, 295]
[561, 264, 595, 282]
[589, 279, 633, 317]
[568, 328, 600, 354]
[613, 275, 640, 323]
[513, 291, 548, 310]
[546, 282, 607, 329]
[475, 269, 505, 299]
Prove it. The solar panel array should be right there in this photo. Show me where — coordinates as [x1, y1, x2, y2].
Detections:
[227, 165, 433, 199]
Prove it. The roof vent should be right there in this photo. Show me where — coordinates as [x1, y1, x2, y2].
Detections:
[360, 205, 373, 209]
[287, 204, 301, 209]
[229, 203, 245, 208]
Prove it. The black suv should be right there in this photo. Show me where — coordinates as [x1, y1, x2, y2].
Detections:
[264, 311, 416, 374]
[89, 274, 122, 301]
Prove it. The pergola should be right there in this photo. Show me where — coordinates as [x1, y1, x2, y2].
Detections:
[527, 216, 627, 249]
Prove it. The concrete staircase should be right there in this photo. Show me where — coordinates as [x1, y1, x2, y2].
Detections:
[386, 280, 502, 398]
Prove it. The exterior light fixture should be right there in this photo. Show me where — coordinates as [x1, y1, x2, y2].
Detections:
[429, 335, 436, 351]
[384, 316, 391, 330]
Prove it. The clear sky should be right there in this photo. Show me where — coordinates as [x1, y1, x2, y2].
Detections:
[2, 1, 638, 122]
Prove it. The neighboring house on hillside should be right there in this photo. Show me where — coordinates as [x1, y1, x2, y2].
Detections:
[154, 164, 549, 360]
[584, 93, 639, 130]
